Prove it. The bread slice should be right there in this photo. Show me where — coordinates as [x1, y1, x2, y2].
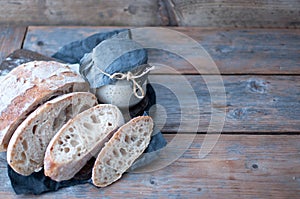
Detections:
[44, 104, 125, 181]
[7, 92, 98, 176]
[0, 61, 89, 151]
[92, 116, 153, 187]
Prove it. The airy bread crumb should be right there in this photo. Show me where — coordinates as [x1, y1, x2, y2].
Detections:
[44, 104, 124, 182]
[7, 92, 97, 176]
[92, 116, 153, 187]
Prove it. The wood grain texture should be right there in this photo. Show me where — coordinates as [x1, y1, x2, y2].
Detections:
[0, 0, 299, 28]
[1, 49, 298, 133]
[171, 0, 300, 28]
[23, 26, 300, 74]
[0, 0, 161, 26]
[151, 75, 300, 133]
[21, 26, 300, 133]
[1, 134, 300, 198]
[1, 25, 299, 198]
[0, 26, 26, 64]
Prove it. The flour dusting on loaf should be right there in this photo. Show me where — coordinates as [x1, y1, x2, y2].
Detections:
[0, 61, 89, 151]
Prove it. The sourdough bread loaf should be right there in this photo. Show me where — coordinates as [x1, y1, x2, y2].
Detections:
[92, 116, 153, 187]
[44, 104, 124, 181]
[7, 92, 98, 176]
[0, 61, 89, 151]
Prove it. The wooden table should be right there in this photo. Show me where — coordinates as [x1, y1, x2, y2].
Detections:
[0, 26, 299, 198]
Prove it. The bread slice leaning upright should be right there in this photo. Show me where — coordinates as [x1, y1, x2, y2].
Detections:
[92, 116, 153, 187]
[0, 61, 89, 151]
[44, 104, 125, 181]
[7, 92, 98, 176]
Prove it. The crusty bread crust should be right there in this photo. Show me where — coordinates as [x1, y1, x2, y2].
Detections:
[7, 92, 98, 176]
[92, 116, 153, 187]
[0, 61, 89, 151]
[44, 104, 125, 181]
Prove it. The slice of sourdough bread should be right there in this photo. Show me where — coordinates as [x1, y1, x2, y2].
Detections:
[44, 104, 125, 181]
[92, 116, 153, 187]
[7, 92, 98, 176]
[0, 61, 89, 151]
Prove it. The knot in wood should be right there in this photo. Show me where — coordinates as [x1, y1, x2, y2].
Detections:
[228, 108, 248, 120]
[246, 79, 268, 94]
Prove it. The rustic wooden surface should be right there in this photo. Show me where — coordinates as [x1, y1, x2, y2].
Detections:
[22, 26, 300, 133]
[0, 0, 161, 26]
[171, 0, 300, 28]
[1, 134, 300, 198]
[24, 26, 300, 74]
[151, 75, 300, 133]
[1, 26, 300, 198]
[0, 0, 299, 28]
[0, 26, 27, 64]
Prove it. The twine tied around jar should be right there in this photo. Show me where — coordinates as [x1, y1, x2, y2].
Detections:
[96, 65, 155, 99]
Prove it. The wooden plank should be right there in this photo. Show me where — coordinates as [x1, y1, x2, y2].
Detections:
[0, 0, 299, 28]
[150, 75, 300, 133]
[171, 0, 300, 28]
[0, 26, 26, 64]
[23, 26, 120, 57]
[0, 0, 161, 26]
[23, 26, 300, 74]
[1, 134, 300, 198]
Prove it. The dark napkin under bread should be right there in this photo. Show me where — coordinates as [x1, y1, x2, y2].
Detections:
[1, 38, 166, 194]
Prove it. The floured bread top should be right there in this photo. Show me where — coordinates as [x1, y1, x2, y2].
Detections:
[0, 61, 78, 114]
[0, 61, 89, 151]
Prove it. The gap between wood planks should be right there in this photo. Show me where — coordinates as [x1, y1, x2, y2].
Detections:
[20, 26, 28, 50]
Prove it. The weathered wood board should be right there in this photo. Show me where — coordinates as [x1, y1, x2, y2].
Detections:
[0, 0, 161, 26]
[0, 0, 299, 28]
[171, 0, 300, 28]
[150, 75, 300, 133]
[0, 26, 26, 64]
[1, 134, 300, 198]
[18, 27, 300, 133]
[24, 26, 300, 74]
[1, 25, 299, 198]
